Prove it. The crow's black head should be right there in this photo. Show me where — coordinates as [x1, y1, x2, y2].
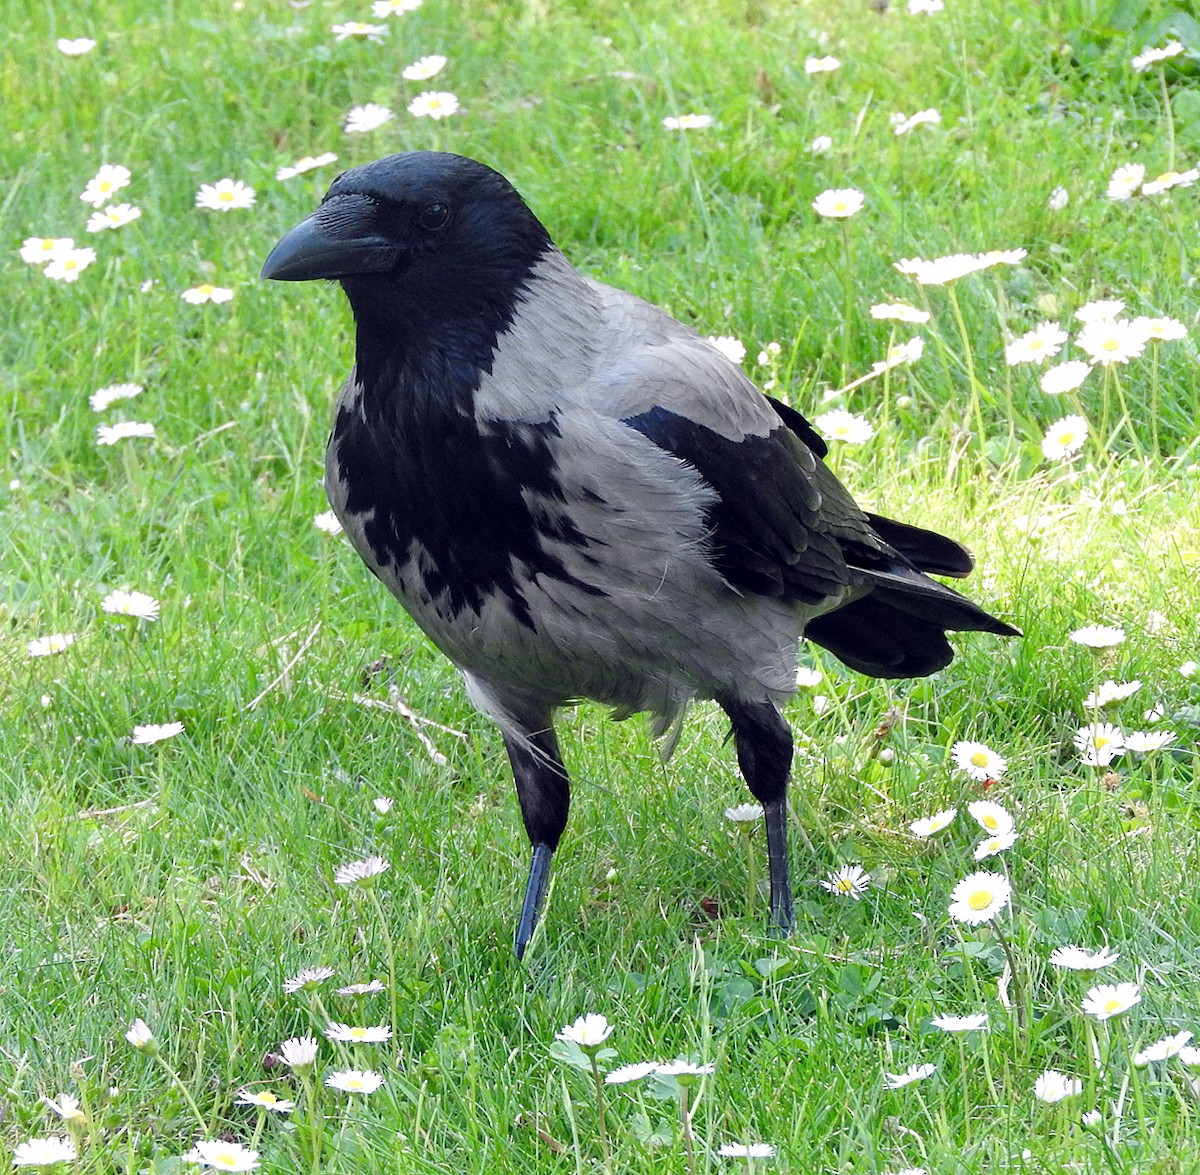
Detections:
[262, 153, 554, 381]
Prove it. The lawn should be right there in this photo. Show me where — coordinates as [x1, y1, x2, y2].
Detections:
[3, 0, 1200, 1171]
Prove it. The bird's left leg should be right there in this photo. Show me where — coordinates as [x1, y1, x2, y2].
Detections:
[503, 720, 570, 960]
[720, 698, 795, 933]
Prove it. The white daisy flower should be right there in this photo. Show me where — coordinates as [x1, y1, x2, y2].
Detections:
[1039, 360, 1090, 395]
[1041, 415, 1089, 461]
[812, 188, 865, 218]
[1123, 730, 1177, 753]
[810, 134, 833, 152]
[184, 1140, 260, 1170]
[1081, 982, 1140, 1021]
[333, 856, 391, 886]
[795, 666, 823, 687]
[130, 721, 184, 744]
[655, 1059, 715, 1078]
[20, 236, 75, 264]
[1133, 1030, 1193, 1065]
[661, 113, 715, 130]
[1076, 299, 1126, 323]
[195, 178, 256, 211]
[1073, 722, 1125, 767]
[372, 0, 422, 12]
[883, 1062, 936, 1089]
[718, 1142, 776, 1158]
[909, 808, 957, 838]
[908, 0, 944, 10]
[101, 588, 160, 621]
[345, 103, 394, 133]
[894, 253, 991, 285]
[97, 421, 155, 445]
[371, 797, 393, 815]
[276, 152, 338, 181]
[1076, 318, 1147, 366]
[235, 1089, 295, 1113]
[332, 21, 388, 41]
[90, 382, 144, 411]
[408, 91, 459, 119]
[1005, 321, 1067, 366]
[891, 108, 941, 135]
[1069, 624, 1125, 649]
[402, 54, 448, 80]
[279, 1036, 319, 1067]
[947, 871, 1011, 925]
[804, 55, 841, 74]
[556, 1013, 613, 1049]
[1050, 944, 1119, 971]
[952, 741, 1006, 781]
[283, 968, 335, 994]
[314, 510, 344, 535]
[125, 1018, 154, 1049]
[974, 831, 1018, 860]
[41, 1093, 86, 1123]
[1034, 1070, 1083, 1103]
[872, 337, 924, 373]
[1131, 41, 1185, 71]
[56, 37, 96, 55]
[605, 1061, 659, 1084]
[1132, 315, 1187, 341]
[1180, 660, 1198, 679]
[12, 1137, 78, 1167]
[1083, 679, 1141, 708]
[707, 335, 746, 364]
[27, 633, 78, 657]
[324, 1022, 392, 1043]
[814, 408, 874, 444]
[1048, 185, 1069, 210]
[966, 799, 1014, 835]
[44, 246, 97, 282]
[87, 202, 142, 232]
[931, 1012, 988, 1032]
[725, 803, 764, 822]
[337, 979, 386, 995]
[1141, 168, 1200, 195]
[820, 864, 871, 899]
[181, 284, 234, 304]
[80, 164, 131, 207]
[1106, 163, 1145, 200]
[870, 301, 930, 324]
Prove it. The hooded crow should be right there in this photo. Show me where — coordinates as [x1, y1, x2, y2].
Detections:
[263, 151, 1018, 957]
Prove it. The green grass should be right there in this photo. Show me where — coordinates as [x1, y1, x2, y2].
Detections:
[3, 0, 1200, 1170]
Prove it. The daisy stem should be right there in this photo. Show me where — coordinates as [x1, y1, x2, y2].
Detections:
[1109, 367, 1140, 456]
[1149, 345, 1161, 454]
[679, 1085, 698, 1175]
[839, 222, 854, 383]
[560, 1073, 586, 1175]
[992, 921, 1025, 1032]
[946, 285, 988, 456]
[299, 1068, 323, 1175]
[1084, 1016, 1105, 1077]
[1121, 1022, 1150, 1129]
[587, 1053, 613, 1173]
[743, 825, 759, 917]
[250, 1107, 267, 1152]
[956, 1037, 972, 1141]
[367, 886, 400, 1046]
[1159, 67, 1176, 171]
[149, 1051, 209, 1136]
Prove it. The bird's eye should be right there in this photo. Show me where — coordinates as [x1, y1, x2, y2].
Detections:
[419, 201, 450, 231]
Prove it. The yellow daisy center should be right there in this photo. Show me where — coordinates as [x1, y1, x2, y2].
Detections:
[967, 889, 993, 911]
[214, 1153, 237, 1168]
[1103, 998, 1122, 1013]
[1059, 430, 1077, 444]
[219, 190, 235, 201]
[197, 284, 215, 295]
[970, 751, 989, 767]
[982, 813, 999, 829]
[260, 1092, 278, 1104]
[834, 878, 854, 893]
[1100, 337, 1119, 351]
[1095, 735, 1111, 748]
[347, 1077, 365, 1089]
[349, 1027, 367, 1039]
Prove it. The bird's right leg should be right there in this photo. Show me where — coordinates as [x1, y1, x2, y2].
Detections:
[503, 720, 570, 960]
[721, 699, 795, 934]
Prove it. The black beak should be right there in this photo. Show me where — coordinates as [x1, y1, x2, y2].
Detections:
[261, 198, 400, 282]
